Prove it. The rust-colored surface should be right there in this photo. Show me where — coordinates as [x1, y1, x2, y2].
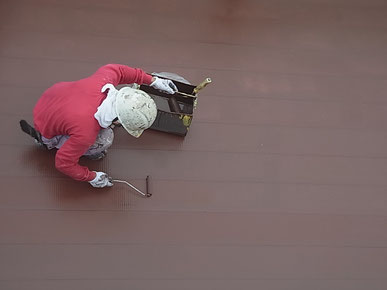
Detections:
[2, 0, 387, 289]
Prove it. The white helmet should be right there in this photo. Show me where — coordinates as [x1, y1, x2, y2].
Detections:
[115, 87, 157, 138]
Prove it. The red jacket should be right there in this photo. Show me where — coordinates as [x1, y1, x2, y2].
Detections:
[33, 64, 153, 181]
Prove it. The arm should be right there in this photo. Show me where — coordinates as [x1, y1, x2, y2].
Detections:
[94, 64, 153, 86]
[54, 135, 96, 181]
[93, 64, 177, 95]
[55, 136, 113, 188]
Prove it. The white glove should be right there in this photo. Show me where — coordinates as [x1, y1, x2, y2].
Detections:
[150, 77, 178, 94]
[89, 171, 113, 188]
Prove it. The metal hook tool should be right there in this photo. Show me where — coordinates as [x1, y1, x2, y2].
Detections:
[112, 175, 152, 198]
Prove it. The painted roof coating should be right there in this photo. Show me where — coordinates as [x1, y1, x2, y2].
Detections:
[1, 0, 387, 289]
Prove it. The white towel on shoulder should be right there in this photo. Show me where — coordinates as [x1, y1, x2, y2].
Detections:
[94, 83, 119, 128]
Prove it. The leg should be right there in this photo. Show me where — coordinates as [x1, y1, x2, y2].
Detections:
[41, 128, 114, 160]
[83, 128, 114, 160]
[42, 135, 69, 150]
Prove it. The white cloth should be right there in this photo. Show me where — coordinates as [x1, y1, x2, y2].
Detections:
[94, 83, 119, 128]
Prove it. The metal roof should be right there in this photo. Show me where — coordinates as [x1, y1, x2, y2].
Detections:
[1, 0, 387, 289]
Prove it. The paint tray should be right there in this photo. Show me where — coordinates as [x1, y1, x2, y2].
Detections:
[139, 72, 211, 137]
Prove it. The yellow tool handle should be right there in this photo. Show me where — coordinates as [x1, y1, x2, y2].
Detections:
[193, 78, 212, 94]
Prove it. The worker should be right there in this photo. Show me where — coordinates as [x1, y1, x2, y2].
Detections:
[20, 64, 178, 188]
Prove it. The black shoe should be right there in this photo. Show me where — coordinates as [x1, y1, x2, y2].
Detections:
[19, 120, 47, 148]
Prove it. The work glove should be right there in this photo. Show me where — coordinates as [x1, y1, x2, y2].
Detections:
[89, 171, 113, 188]
[150, 77, 178, 94]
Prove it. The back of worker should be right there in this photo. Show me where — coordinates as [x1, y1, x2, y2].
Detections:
[33, 64, 153, 182]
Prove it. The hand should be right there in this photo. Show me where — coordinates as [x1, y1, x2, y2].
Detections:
[150, 77, 178, 94]
[89, 171, 113, 188]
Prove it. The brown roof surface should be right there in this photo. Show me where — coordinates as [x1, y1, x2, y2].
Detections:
[1, 0, 387, 289]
